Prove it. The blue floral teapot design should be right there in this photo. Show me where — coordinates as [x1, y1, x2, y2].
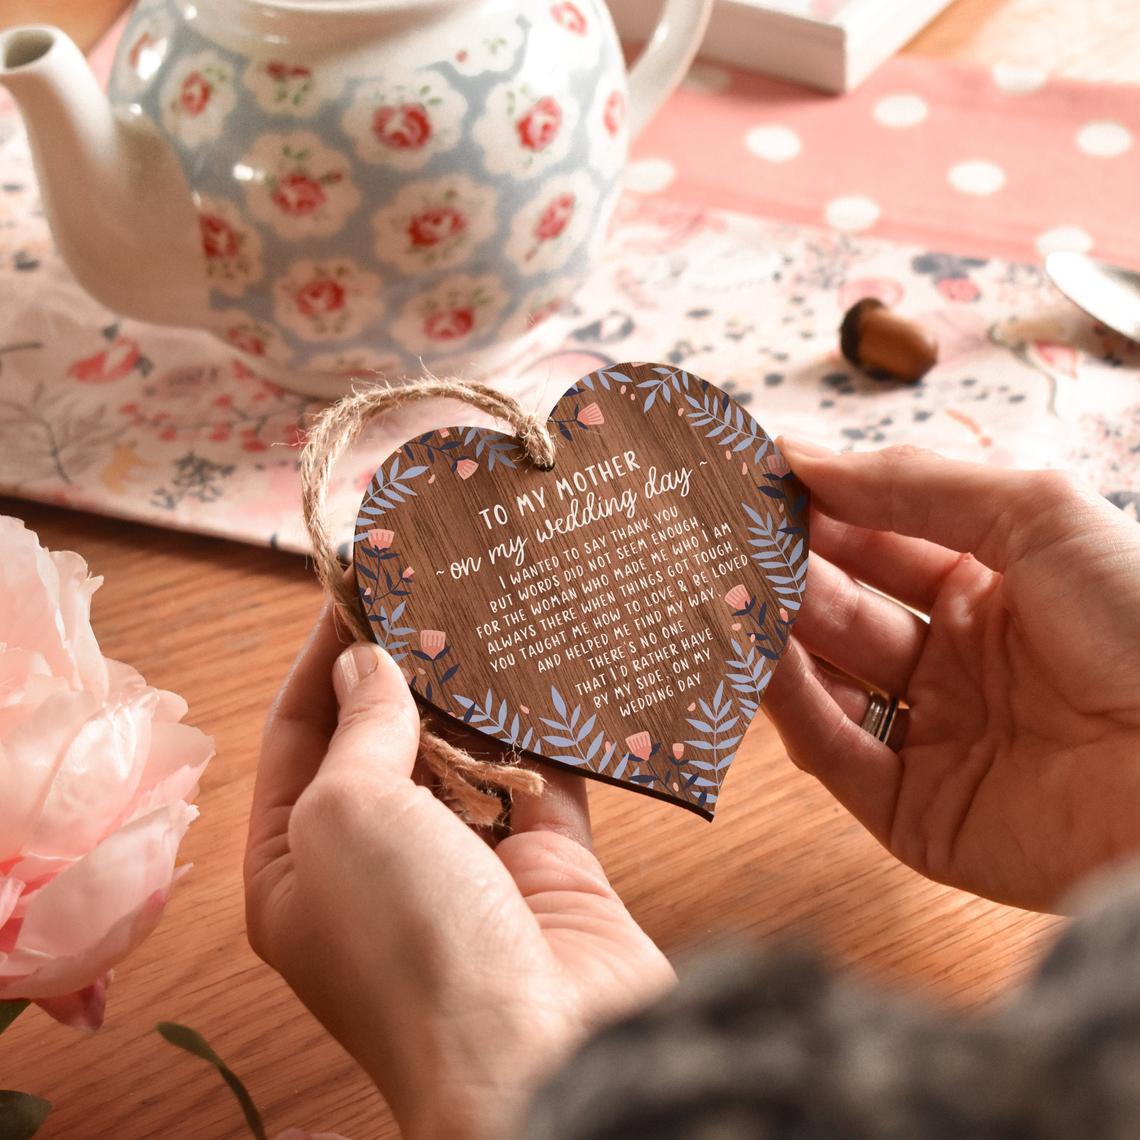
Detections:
[0, 0, 711, 396]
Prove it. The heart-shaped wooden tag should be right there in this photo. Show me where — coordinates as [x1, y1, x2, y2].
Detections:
[354, 363, 809, 818]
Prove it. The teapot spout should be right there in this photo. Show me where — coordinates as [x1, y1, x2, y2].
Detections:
[0, 27, 209, 327]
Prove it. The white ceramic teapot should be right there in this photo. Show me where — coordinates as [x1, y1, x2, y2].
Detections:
[0, 0, 711, 397]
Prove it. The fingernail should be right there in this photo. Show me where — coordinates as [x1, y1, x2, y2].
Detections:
[778, 435, 835, 460]
[333, 644, 380, 706]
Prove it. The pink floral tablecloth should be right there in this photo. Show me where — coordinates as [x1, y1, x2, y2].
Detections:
[1, 19, 1137, 551]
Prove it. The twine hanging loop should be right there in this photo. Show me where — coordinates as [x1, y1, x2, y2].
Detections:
[300, 379, 555, 826]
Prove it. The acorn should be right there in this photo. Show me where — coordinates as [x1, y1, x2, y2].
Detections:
[839, 298, 938, 383]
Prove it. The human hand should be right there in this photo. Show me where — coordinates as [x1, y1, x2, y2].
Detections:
[767, 442, 1140, 912]
[244, 605, 673, 1140]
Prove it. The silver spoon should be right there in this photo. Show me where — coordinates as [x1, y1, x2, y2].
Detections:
[1046, 251, 1140, 343]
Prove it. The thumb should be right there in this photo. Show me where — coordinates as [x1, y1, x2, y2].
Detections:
[323, 643, 421, 783]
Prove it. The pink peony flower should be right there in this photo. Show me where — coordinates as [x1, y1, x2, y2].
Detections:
[455, 459, 479, 479]
[723, 584, 751, 611]
[419, 630, 447, 659]
[0, 518, 213, 1027]
[625, 731, 651, 761]
[366, 528, 394, 550]
[576, 403, 604, 427]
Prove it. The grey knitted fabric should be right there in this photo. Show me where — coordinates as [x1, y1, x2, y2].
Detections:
[522, 864, 1140, 1139]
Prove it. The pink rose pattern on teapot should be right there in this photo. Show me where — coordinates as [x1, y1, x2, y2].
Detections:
[109, 0, 628, 378]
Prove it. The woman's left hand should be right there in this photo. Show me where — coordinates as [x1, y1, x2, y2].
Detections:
[245, 604, 673, 1140]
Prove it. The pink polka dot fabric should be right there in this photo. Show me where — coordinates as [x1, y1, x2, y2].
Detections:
[632, 56, 1140, 270]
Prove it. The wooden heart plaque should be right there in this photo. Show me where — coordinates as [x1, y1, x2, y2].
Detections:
[354, 364, 809, 818]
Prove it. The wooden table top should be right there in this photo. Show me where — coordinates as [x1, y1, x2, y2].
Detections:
[4, 2, 1135, 1137]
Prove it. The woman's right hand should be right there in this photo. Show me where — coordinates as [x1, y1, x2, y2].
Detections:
[766, 442, 1140, 913]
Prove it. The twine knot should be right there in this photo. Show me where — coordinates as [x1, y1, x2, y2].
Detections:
[516, 416, 557, 471]
[300, 378, 555, 827]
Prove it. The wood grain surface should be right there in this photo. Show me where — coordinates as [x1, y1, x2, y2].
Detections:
[1, 3, 1124, 1137]
[355, 368, 808, 818]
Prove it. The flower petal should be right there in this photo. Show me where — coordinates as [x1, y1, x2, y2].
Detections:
[0, 689, 100, 863]
[21, 688, 158, 863]
[126, 718, 214, 823]
[33, 973, 109, 1031]
[0, 803, 195, 999]
[0, 518, 106, 695]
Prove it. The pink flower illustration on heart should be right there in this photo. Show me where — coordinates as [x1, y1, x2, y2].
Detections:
[402, 567, 415, 579]
[724, 584, 751, 611]
[603, 90, 626, 138]
[455, 459, 479, 479]
[367, 528, 394, 550]
[179, 71, 211, 115]
[672, 743, 685, 761]
[626, 732, 652, 761]
[551, 2, 588, 34]
[766, 452, 791, 477]
[419, 629, 447, 658]
[517, 96, 563, 151]
[535, 193, 576, 242]
[373, 103, 432, 150]
[577, 403, 604, 427]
